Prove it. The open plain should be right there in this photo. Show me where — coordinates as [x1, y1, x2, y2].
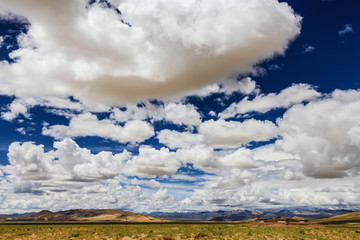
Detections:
[1, 222, 360, 240]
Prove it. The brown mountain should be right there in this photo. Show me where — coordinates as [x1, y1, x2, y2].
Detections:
[0, 209, 164, 222]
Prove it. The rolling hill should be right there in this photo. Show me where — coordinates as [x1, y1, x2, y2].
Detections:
[0, 209, 164, 222]
[313, 210, 360, 224]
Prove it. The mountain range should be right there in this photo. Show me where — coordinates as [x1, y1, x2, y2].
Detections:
[1, 208, 357, 222]
[150, 209, 355, 221]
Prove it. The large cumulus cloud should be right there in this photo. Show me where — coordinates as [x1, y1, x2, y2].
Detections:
[0, 0, 301, 103]
[2, 138, 131, 189]
[277, 89, 360, 178]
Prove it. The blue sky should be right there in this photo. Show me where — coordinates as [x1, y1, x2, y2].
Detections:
[0, 0, 360, 214]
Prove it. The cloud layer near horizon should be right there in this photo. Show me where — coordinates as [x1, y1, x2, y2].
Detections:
[0, 0, 300, 103]
[1, 85, 360, 213]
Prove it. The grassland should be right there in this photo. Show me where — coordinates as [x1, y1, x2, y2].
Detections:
[0, 222, 360, 240]
[312, 210, 360, 224]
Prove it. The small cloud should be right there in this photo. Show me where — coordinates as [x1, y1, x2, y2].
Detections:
[15, 127, 26, 135]
[338, 24, 353, 37]
[268, 64, 282, 71]
[302, 44, 315, 54]
[208, 111, 216, 117]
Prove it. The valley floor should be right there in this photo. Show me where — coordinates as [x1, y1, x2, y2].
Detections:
[0, 222, 359, 239]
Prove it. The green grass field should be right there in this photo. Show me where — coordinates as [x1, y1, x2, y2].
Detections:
[0, 222, 360, 240]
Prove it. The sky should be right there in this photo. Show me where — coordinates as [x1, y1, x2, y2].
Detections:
[0, 0, 359, 214]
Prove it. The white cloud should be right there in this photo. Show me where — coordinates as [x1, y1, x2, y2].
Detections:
[189, 77, 258, 97]
[253, 144, 298, 162]
[175, 144, 216, 169]
[130, 178, 161, 189]
[268, 64, 282, 71]
[216, 148, 261, 168]
[199, 119, 278, 148]
[0, 0, 301, 103]
[277, 89, 360, 178]
[2, 136, 360, 213]
[338, 24, 353, 37]
[284, 170, 297, 181]
[217, 169, 256, 189]
[0, 97, 107, 121]
[157, 130, 205, 149]
[2, 138, 131, 186]
[111, 102, 201, 126]
[161, 103, 202, 126]
[174, 144, 261, 170]
[124, 146, 181, 178]
[302, 44, 315, 54]
[42, 113, 154, 144]
[151, 188, 174, 201]
[220, 84, 321, 118]
[1, 98, 36, 121]
[111, 105, 149, 123]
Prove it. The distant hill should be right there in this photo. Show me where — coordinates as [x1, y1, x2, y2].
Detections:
[151, 209, 355, 221]
[0, 209, 164, 222]
[210, 216, 224, 221]
[1, 208, 357, 222]
[313, 210, 360, 224]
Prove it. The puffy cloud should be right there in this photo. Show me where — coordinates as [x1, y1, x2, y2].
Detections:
[43, 113, 154, 144]
[338, 24, 353, 37]
[284, 170, 297, 181]
[111, 102, 201, 126]
[1, 98, 36, 121]
[160, 103, 202, 126]
[2, 137, 360, 213]
[216, 148, 261, 168]
[111, 105, 149, 123]
[0, 0, 301, 103]
[253, 144, 298, 162]
[2, 138, 132, 186]
[219, 84, 321, 118]
[130, 178, 161, 189]
[189, 77, 258, 97]
[124, 146, 181, 178]
[5, 141, 55, 181]
[217, 169, 256, 189]
[175, 144, 216, 169]
[181, 174, 360, 211]
[199, 119, 278, 148]
[157, 130, 205, 149]
[277, 89, 360, 178]
[151, 188, 174, 201]
[0, 175, 167, 214]
[174, 144, 261, 170]
[232, 77, 258, 95]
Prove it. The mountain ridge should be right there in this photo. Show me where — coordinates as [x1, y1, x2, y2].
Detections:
[150, 209, 356, 221]
[0, 209, 164, 222]
[0, 208, 357, 222]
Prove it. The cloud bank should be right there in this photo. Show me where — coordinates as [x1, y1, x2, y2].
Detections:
[0, 0, 301, 103]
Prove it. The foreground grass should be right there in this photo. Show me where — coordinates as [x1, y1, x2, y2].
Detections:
[0, 223, 359, 239]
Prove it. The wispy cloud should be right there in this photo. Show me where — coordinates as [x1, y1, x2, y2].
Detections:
[338, 24, 354, 37]
[302, 44, 315, 54]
